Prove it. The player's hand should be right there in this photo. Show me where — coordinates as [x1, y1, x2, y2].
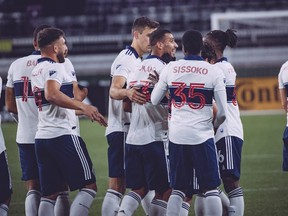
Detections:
[82, 104, 107, 127]
[148, 70, 159, 85]
[127, 86, 146, 105]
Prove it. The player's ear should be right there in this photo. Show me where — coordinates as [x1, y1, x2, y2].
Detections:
[133, 30, 139, 39]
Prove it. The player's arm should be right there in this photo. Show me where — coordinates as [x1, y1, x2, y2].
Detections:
[279, 88, 287, 112]
[213, 89, 227, 130]
[73, 81, 88, 101]
[5, 87, 18, 114]
[109, 75, 146, 104]
[45, 80, 107, 126]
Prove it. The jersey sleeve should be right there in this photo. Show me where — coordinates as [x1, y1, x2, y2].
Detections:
[6, 61, 15, 88]
[151, 64, 169, 105]
[279, 62, 288, 89]
[213, 65, 226, 92]
[64, 58, 77, 82]
[45, 63, 65, 85]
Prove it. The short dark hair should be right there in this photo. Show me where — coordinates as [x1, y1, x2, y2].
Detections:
[149, 28, 172, 47]
[182, 30, 203, 55]
[132, 16, 159, 34]
[201, 42, 216, 62]
[38, 27, 65, 49]
[33, 24, 52, 42]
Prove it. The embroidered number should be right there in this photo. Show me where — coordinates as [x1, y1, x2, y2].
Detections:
[21, 76, 29, 102]
[33, 87, 43, 111]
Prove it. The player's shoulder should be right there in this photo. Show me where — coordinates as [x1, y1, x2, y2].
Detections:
[280, 60, 288, 72]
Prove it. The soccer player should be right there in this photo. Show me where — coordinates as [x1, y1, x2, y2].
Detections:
[278, 60, 288, 171]
[116, 28, 178, 216]
[0, 77, 12, 216]
[5, 24, 50, 216]
[102, 16, 159, 216]
[204, 29, 244, 216]
[30, 27, 106, 216]
[151, 29, 227, 216]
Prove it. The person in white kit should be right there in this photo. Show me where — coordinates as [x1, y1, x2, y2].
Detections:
[204, 29, 244, 216]
[0, 77, 13, 216]
[278, 60, 288, 171]
[151, 29, 228, 216]
[102, 16, 159, 216]
[5, 24, 88, 216]
[30, 27, 107, 216]
[116, 28, 178, 216]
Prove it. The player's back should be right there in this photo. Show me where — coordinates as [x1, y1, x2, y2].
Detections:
[215, 60, 243, 141]
[6, 53, 40, 143]
[106, 47, 141, 136]
[164, 58, 225, 145]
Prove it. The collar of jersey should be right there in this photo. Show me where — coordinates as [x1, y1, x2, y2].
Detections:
[146, 54, 162, 60]
[184, 55, 204, 61]
[32, 50, 41, 55]
[37, 57, 56, 64]
[126, 46, 139, 59]
[216, 57, 228, 63]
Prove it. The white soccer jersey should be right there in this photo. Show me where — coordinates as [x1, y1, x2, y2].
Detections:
[6, 52, 40, 143]
[126, 55, 168, 145]
[0, 77, 6, 154]
[214, 58, 244, 141]
[31, 58, 78, 139]
[278, 60, 288, 125]
[151, 56, 226, 145]
[105, 46, 142, 136]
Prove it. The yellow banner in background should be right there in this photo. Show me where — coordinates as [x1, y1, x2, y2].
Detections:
[236, 77, 281, 110]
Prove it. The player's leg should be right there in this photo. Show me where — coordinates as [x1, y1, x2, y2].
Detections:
[141, 190, 155, 215]
[102, 132, 126, 216]
[282, 127, 288, 171]
[118, 144, 148, 216]
[54, 187, 70, 216]
[218, 136, 244, 216]
[58, 135, 97, 216]
[146, 141, 171, 215]
[166, 142, 192, 216]
[0, 151, 12, 216]
[18, 143, 41, 216]
[193, 138, 222, 216]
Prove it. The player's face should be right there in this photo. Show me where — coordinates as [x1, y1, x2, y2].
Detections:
[162, 33, 178, 57]
[138, 27, 157, 53]
[54, 37, 67, 63]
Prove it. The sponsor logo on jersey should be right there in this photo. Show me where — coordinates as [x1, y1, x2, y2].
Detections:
[49, 70, 56, 76]
[116, 64, 121, 70]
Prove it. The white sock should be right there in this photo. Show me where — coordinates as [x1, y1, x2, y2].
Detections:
[0, 203, 9, 216]
[54, 191, 70, 216]
[194, 194, 205, 216]
[166, 190, 185, 216]
[218, 188, 230, 216]
[228, 187, 244, 216]
[70, 188, 96, 216]
[25, 190, 41, 216]
[204, 190, 222, 216]
[180, 201, 190, 216]
[149, 199, 167, 215]
[117, 191, 141, 216]
[102, 189, 123, 216]
[38, 198, 55, 216]
[141, 190, 154, 215]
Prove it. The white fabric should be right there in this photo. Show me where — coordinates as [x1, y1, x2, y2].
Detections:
[214, 61, 243, 141]
[105, 47, 142, 136]
[126, 57, 168, 145]
[6, 54, 40, 143]
[0, 77, 5, 154]
[151, 59, 226, 145]
[278, 60, 288, 125]
[31, 59, 78, 139]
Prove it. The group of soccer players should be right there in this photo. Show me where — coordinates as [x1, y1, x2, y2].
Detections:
[0, 16, 246, 216]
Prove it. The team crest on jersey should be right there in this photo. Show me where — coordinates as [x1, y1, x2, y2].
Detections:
[116, 64, 121, 70]
[49, 70, 57, 76]
[72, 71, 76, 76]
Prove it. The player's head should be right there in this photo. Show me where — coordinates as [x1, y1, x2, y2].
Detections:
[37, 27, 67, 63]
[131, 16, 159, 57]
[149, 28, 178, 63]
[204, 29, 237, 55]
[182, 29, 203, 56]
[33, 24, 52, 50]
[201, 42, 217, 64]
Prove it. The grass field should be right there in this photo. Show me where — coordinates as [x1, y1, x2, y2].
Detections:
[3, 113, 288, 216]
